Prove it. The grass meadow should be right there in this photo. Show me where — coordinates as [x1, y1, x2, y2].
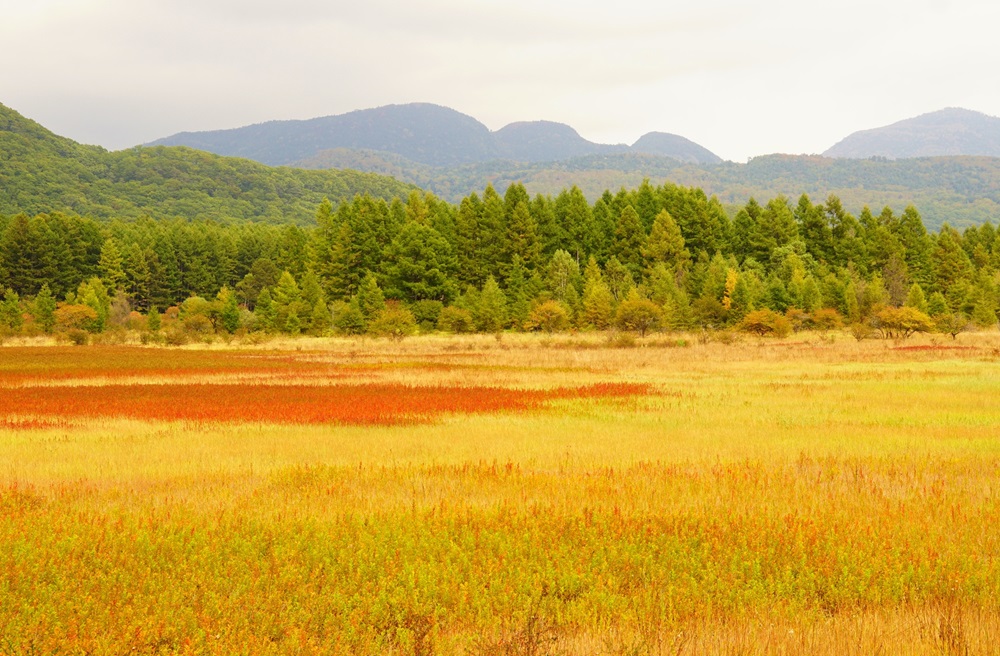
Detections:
[2, 332, 1000, 654]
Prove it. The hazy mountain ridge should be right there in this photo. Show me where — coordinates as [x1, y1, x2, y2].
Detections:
[823, 108, 1000, 159]
[149, 103, 723, 167]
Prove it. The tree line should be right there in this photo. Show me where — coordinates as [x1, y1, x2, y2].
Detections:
[1, 179, 998, 341]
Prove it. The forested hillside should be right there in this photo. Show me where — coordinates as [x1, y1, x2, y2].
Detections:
[2, 181, 997, 341]
[0, 103, 415, 224]
[294, 151, 1000, 230]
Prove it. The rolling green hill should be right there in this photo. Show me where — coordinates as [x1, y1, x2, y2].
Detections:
[0, 103, 415, 225]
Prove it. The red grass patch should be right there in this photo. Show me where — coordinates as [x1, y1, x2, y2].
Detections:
[0, 382, 652, 426]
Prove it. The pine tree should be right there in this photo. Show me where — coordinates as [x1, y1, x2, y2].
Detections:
[356, 272, 386, 323]
[255, 288, 276, 332]
[383, 222, 458, 303]
[904, 282, 929, 314]
[503, 201, 542, 279]
[32, 283, 57, 333]
[0, 288, 22, 332]
[546, 250, 581, 304]
[581, 259, 615, 329]
[604, 256, 634, 302]
[643, 209, 690, 277]
[454, 193, 484, 287]
[309, 300, 332, 334]
[147, 306, 162, 332]
[217, 287, 241, 334]
[504, 255, 531, 329]
[475, 276, 508, 333]
[611, 205, 646, 281]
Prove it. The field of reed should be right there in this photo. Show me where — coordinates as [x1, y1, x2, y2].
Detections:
[2, 331, 999, 654]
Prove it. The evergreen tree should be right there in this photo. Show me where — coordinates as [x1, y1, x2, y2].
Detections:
[217, 287, 241, 334]
[325, 221, 363, 300]
[604, 256, 634, 302]
[931, 225, 972, 297]
[454, 193, 484, 287]
[309, 300, 332, 334]
[504, 255, 531, 329]
[905, 282, 929, 314]
[383, 222, 458, 303]
[503, 201, 542, 280]
[32, 283, 57, 333]
[581, 260, 615, 330]
[546, 249, 581, 304]
[896, 206, 933, 287]
[478, 185, 507, 281]
[795, 194, 834, 264]
[98, 238, 127, 291]
[255, 288, 276, 331]
[643, 209, 690, 278]
[475, 276, 508, 333]
[356, 272, 386, 323]
[611, 205, 646, 281]
[147, 306, 161, 332]
[0, 288, 22, 332]
[554, 186, 594, 263]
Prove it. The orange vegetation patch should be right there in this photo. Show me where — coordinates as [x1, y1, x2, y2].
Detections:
[0, 382, 652, 426]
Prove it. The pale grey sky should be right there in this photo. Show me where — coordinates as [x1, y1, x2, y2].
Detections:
[2, 0, 997, 161]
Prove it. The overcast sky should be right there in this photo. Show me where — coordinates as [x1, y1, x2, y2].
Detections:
[3, 0, 998, 162]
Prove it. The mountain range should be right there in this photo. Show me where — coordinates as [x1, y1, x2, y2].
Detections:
[5, 100, 1000, 231]
[149, 103, 723, 168]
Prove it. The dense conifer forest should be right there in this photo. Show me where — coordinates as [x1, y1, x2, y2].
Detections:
[2, 179, 997, 341]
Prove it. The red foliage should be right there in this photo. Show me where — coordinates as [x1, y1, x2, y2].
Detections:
[0, 382, 652, 426]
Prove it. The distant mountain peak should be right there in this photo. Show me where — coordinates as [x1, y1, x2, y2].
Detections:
[149, 103, 720, 168]
[823, 107, 1000, 159]
[631, 132, 722, 165]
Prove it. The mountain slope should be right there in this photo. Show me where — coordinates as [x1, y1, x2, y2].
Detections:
[824, 108, 1000, 159]
[0, 102, 415, 225]
[631, 132, 722, 164]
[150, 103, 722, 167]
[493, 121, 627, 161]
[151, 103, 500, 167]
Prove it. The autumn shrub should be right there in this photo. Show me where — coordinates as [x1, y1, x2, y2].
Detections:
[935, 312, 970, 339]
[614, 295, 663, 337]
[437, 306, 475, 334]
[368, 303, 418, 341]
[54, 304, 99, 333]
[526, 300, 571, 333]
[65, 329, 88, 346]
[163, 329, 189, 346]
[812, 308, 844, 331]
[739, 309, 792, 338]
[784, 307, 811, 332]
[410, 300, 444, 333]
[874, 306, 934, 339]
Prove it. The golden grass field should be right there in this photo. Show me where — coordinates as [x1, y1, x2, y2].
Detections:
[2, 331, 1000, 655]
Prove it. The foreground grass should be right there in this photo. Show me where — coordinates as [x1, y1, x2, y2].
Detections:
[2, 332, 1000, 654]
